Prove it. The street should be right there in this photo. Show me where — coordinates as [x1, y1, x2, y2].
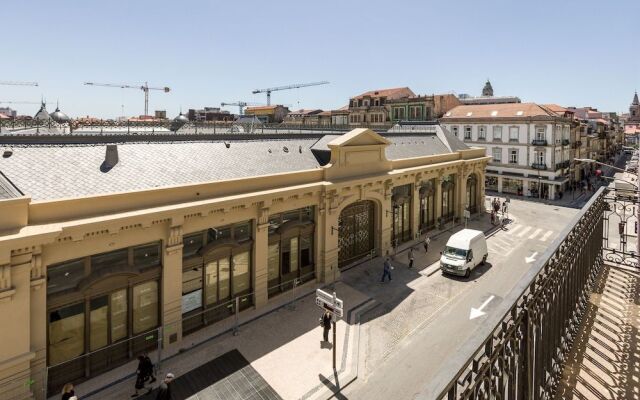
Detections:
[339, 198, 578, 399]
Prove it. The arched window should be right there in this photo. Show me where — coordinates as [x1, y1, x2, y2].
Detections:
[466, 174, 478, 213]
[441, 175, 456, 222]
[419, 179, 436, 231]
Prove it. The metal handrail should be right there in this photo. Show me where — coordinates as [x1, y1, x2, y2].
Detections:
[423, 187, 606, 399]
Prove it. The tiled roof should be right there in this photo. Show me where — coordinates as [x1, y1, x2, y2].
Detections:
[0, 139, 322, 201]
[442, 103, 562, 119]
[352, 87, 415, 100]
[0, 170, 22, 199]
[244, 106, 279, 111]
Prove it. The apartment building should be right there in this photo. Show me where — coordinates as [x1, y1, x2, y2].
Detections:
[441, 103, 574, 200]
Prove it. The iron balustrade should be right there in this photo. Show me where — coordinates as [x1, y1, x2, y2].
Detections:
[532, 139, 548, 146]
[423, 187, 606, 400]
[531, 163, 547, 170]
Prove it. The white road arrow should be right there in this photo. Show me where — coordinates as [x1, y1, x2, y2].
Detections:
[525, 252, 538, 264]
[469, 295, 495, 320]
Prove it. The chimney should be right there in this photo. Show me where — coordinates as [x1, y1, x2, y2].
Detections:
[101, 144, 119, 172]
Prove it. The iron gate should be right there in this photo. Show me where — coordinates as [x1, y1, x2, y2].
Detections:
[338, 201, 375, 268]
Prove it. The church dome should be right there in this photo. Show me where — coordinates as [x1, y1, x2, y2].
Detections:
[50, 106, 70, 123]
[482, 80, 494, 97]
[173, 112, 189, 123]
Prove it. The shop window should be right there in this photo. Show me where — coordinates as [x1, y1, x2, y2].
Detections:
[234, 222, 251, 241]
[89, 296, 109, 351]
[133, 243, 160, 268]
[132, 281, 158, 334]
[267, 243, 280, 285]
[218, 259, 231, 301]
[47, 259, 85, 295]
[110, 289, 128, 342]
[232, 252, 251, 295]
[300, 236, 313, 268]
[205, 261, 219, 306]
[48, 303, 85, 365]
[91, 249, 128, 273]
[183, 233, 204, 258]
[209, 226, 231, 242]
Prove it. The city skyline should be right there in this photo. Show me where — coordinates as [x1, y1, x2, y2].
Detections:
[2, 0, 639, 118]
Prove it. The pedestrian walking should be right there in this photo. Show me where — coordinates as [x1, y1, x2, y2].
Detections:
[423, 236, 430, 252]
[132, 355, 153, 397]
[490, 210, 495, 225]
[155, 373, 174, 400]
[408, 247, 414, 268]
[61, 383, 75, 400]
[381, 257, 393, 282]
[320, 310, 332, 343]
[142, 352, 157, 384]
[501, 201, 507, 215]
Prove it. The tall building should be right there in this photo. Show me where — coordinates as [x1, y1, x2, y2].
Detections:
[0, 127, 488, 399]
[348, 87, 415, 125]
[187, 107, 233, 122]
[458, 79, 521, 105]
[624, 91, 640, 143]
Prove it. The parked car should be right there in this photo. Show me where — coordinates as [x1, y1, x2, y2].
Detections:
[440, 229, 488, 278]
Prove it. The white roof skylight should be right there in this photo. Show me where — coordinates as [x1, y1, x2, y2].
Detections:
[491, 111, 498, 116]
[516, 111, 524, 116]
[466, 112, 473, 116]
[445, 112, 451, 117]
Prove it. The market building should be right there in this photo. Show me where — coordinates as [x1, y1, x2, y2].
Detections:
[0, 127, 488, 399]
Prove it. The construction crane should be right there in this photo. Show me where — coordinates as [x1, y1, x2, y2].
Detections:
[84, 81, 170, 116]
[0, 81, 39, 87]
[252, 81, 329, 105]
[0, 101, 40, 105]
[220, 101, 263, 115]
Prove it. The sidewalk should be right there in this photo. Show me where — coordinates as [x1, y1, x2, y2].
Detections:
[72, 282, 369, 400]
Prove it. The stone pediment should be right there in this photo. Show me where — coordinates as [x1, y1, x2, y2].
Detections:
[325, 128, 392, 180]
[327, 128, 391, 148]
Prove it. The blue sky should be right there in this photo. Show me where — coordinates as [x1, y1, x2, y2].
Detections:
[2, 0, 638, 118]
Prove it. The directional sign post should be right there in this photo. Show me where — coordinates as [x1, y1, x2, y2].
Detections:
[316, 289, 343, 370]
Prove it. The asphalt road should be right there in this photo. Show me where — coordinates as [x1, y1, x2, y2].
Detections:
[341, 199, 578, 400]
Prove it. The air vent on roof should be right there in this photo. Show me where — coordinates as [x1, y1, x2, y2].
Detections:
[100, 144, 119, 172]
[299, 145, 302, 153]
[283, 146, 289, 153]
[2, 148, 12, 158]
[224, 141, 230, 148]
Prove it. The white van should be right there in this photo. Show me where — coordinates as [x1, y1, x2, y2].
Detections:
[440, 229, 488, 278]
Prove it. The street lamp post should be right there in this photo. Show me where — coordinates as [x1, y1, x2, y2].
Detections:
[575, 157, 640, 264]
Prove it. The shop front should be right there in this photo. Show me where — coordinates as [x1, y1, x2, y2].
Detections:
[46, 242, 162, 395]
[419, 179, 436, 231]
[181, 222, 253, 336]
[392, 184, 412, 246]
[441, 175, 456, 223]
[502, 177, 522, 195]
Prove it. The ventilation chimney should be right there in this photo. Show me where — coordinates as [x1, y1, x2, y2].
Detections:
[101, 144, 119, 172]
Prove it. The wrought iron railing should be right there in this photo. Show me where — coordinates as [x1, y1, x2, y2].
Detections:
[532, 139, 548, 146]
[423, 187, 606, 399]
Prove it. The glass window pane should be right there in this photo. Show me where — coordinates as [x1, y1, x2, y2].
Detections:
[209, 227, 231, 243]
[290, 237, 298, 273]
[91, 249, 128, 273]
[133, 243, 160, 268]
[110, 289, 127, 342]
[47, 259, 85, 295]
[282, 210, 300, 224]
[232, 252, 251, 295]
[300, 236, 312, 268]
[182, 267, 203, 295]
[218, 258, 230, 300]
[268, 244, 280, 281]
[183, 233, 204, 258]
[205, 261, 218, 305]
[90, 296, 108, 351]
[132, 281, 158, 334]
[233, 223, 251, 242]
[268, 214, 281, 233]
[48, 303, 85, 365]
[301, 206, 313, 222]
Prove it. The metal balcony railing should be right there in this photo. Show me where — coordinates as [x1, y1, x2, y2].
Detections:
[531, 162, 547, 170]
[423, 188, 607, 400]
[532, 139, 548, 146]
[562, 139, 571, 145]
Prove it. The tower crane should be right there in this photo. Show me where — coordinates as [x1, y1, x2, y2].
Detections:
[252, 81, 329, 105]
[0, 81, 39, 87]
[84, 81, 170, 116]
[0, 101, 40, 105]
[220, 101, 263, 115]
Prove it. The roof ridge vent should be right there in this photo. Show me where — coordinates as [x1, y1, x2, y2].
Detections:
[101, 144, 119, 172]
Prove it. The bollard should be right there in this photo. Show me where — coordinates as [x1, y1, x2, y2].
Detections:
[233, 297, 240, 336]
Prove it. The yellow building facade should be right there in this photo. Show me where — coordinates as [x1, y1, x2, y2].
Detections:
[0, 128, 488, 398]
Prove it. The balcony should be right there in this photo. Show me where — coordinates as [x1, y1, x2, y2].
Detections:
[531, 162, 547, 170]
[555, 160, 570, 169]
[425, 188, 639, 400]
[531, 139, 548, 146]
[562, 139, 570, 146]
[572, 140, 582, 148]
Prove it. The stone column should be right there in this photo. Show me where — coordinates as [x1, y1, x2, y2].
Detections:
[253, 206, 269, 308]
[457, 172, 468, 219]
[435, 175, 443, 227]
[549, 184, 556, 200]
[522, 180, 530, 198]
[162, 222, 184, 346]
[478, 169, 486, 212]
[497, 176, 503, 193]
[0, 250, 35, 400]
[411, 182, 421, 239]
[30, 249, 47, 399]
[381, 180, 394, 255]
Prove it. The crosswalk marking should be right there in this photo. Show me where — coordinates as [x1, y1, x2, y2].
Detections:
[540, 230, 554, 242]
[508, 225, 522, 235]
[517, 226, 532, 238]
[528, 228, 543, 240]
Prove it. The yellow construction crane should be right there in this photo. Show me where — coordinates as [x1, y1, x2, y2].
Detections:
[84, 81, 170, 116]
[0, 81, 39, 87]
[252, 81, 329, 105]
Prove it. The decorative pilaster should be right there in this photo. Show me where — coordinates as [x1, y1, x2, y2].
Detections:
[253, 206, 269, 308]
[162, 222, 184, 346]
[435, 173, 444, 228]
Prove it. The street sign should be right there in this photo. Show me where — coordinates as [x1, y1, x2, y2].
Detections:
[315, 289, 343, 318]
